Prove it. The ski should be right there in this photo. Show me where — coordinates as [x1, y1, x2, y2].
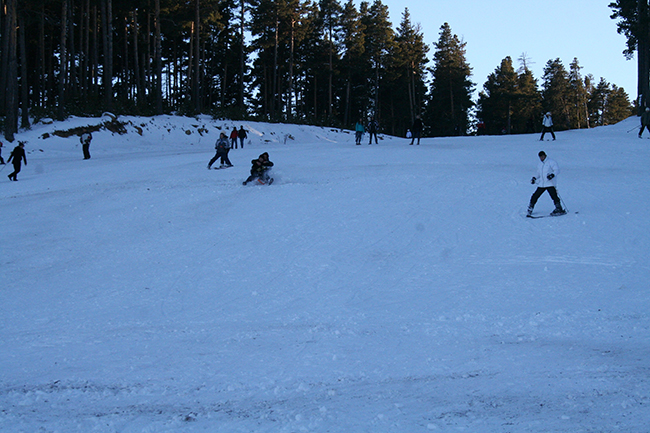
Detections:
[526, 211, 577, 219]
[212, 165, 233, 170]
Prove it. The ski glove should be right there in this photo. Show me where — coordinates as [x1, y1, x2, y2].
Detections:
[531, 177, 536, 184]
[547, 173, 554, 180]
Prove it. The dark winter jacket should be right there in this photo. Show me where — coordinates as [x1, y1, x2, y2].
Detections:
[250, 158, 273, 175]
[8, 145, 26, 166]
[238, 128, 247, 139]
[641, 111, 650, 126]
[412, 118, 423, 134]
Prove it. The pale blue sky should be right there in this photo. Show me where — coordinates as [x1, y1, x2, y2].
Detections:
[360, 0, 637, 101]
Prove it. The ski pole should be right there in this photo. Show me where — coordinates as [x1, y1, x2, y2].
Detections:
[558, 191, 569, 213]
[627, 125, 640, 133]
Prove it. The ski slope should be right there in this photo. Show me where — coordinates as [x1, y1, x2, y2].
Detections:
[1, 115, 648, 432]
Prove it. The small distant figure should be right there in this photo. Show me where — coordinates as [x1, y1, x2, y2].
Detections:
[639, 107, 650, 138]
[368, 117, 378, 145]
[243, 152, 274, 185]
[355, 119, 365, 145]
[238, 126, 247, 148]
[540, 112, 556, 141]
[7, 142, 27, 181]
[230, 127, 239, 149]
[80, 130, 92, 159]
[527, 151, 565, 217]
[0, 141, 5, 164]
[207, 132, 233, 169]
[406, 129, 412, 139]
[410, 115, 423, 145]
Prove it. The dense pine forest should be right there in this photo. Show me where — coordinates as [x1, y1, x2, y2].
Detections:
[0, 0, 637, 142]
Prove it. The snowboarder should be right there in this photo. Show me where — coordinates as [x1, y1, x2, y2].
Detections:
[0, 141, 5, 164]
[410, 115, 423, 145]
[355, 119, 365, 145]
[639, 107, 650, 138]
[238, 126, 247, 148]
[540, 112, 556, 141]
[207, 132, 232, 169]
[80, 130, 92, 159]
[368, 117, 379, 144]
[527, 151, 565, 217]
[7, 142, 27, 181]
[243, 152, 274, 185]
[230, 127, 239, 149]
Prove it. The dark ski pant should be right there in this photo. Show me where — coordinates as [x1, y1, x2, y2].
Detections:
[8, 162, 22, 180]
[83, 143, 91, 159]
[540, 126, 556, 140]
[640, 125, 650, 137]
[410, 131, 421, 145]
[529, 186, 561, 210]
[368, 131, 378, 144]
[208, 150, 232, 168]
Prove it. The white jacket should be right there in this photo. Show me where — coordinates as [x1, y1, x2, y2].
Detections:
[535, 157, 559, 188]
[542, 114, 553, 128]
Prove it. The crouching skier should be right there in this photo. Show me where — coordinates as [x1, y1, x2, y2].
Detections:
[243, 152, 274, 185]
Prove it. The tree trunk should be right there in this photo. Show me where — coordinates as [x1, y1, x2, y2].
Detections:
[19, 12, 29, 129]
[58, 0, 68, 121]
[154, 0, 162, 114]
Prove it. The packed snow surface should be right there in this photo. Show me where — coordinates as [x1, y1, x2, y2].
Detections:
[1, 115, 649, 432]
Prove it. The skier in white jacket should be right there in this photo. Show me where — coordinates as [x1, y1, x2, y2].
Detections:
[540, 112, 556, 141]
[527, 151, 565, 216]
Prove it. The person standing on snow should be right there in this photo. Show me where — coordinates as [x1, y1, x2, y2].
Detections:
[7, 142, 27, 181]
[639, 107, 650, 138]
[527, 151, 565, 217]
[80, 130, 92, 159]
[410, 115, 423, 145]
[539, 112, 556, 141]
[368, 117, 379, 144]
[230, 127, 239, 149]
[238, 126, 247, 148]
[355, 119, 365, 145]
[207, 132, 233, 169]
[0, 141, 5, 164]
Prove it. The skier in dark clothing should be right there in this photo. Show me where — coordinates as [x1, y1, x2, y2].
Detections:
[243, 152, 274, 185]
[7, 142, 27, 181]
[238, 126, 247, 148]
[368, 117, 379, 144]
[80, 130, 92, 159]
[207, 133, 232, 169]
[410, 115, 423, 145]
[639, 107, 650, 138]
[0, 141, 5, 164]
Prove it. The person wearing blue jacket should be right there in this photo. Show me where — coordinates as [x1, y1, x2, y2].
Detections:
[527, 151, 565, 216]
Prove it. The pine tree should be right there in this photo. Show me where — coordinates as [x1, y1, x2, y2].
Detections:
[339, 0, 368, 126]
[384, 8, 428, 136]
[426, 22, 473, 137]
[477, 56, 518, 135]
[513, 66, 542, 134]
[609, 0, 648, 113]
[541, 58, 571, 130]
[568, 58, 590, 129]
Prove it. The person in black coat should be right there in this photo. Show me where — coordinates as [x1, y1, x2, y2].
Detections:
[243, 152, 274, 185]
[368, 117, 379, 144]
[238, 126, 247, 148]
[7, 142, 27, 181]
[410, 115, 423, 145]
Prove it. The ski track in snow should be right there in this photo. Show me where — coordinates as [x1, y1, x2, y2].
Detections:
[1, 115, 649, 432]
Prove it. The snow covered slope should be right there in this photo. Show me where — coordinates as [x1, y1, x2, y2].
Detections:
[1, 115, 648, 432]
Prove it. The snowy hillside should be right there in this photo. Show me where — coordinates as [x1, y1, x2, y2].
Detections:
[1, 115, 649, 432]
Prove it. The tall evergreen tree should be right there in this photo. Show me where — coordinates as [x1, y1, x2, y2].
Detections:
[568, 58, 590, 129]
[384, 8, 428, 135]
[541, 58, 571, 130]
[477, 56, 518, 135]
[339, 0, 367, 126]
[425, 22, 473, 137]
[609, 0, 647, 113]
